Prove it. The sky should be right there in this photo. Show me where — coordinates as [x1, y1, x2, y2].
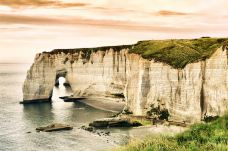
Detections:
[0, 0, 228, 63]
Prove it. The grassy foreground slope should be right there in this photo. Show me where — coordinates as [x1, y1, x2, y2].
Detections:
[130, 38, 228, 68]
[114, 114, 228, 151]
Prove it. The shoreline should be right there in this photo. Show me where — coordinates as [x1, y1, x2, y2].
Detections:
[21, 97, 125, 113]
[77, 97, 125, 113]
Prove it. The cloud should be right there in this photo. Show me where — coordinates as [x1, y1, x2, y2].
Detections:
[157, 10, 190, 16]
[0, 0, 88, 8]
[0, 13, 201, 33]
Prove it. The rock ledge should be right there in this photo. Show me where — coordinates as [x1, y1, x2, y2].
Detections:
[36, 123, 73, 132]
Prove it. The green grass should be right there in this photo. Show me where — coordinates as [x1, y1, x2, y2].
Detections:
[49, 37, 228, 68]
[130, 38, 228, 68]
[114, 114, 228, 151]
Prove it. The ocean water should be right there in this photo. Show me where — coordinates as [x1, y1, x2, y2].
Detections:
[0, 63, 155, 151]
[0, 63, 133, 151]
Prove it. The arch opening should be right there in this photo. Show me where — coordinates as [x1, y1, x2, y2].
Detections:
[51, 70, 73, 101]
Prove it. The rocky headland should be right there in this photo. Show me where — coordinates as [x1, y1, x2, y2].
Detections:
[22, 38, 228, 123]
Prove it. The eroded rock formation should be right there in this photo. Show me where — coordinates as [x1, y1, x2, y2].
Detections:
[23, 43, 228, 123]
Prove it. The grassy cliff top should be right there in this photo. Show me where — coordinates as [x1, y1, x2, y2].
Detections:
[49, 45, 132, 55]
[49, 37, 228, 69]
[130, 37, 228, 68]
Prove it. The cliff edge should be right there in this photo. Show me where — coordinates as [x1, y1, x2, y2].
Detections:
[22, 38, 228, 123]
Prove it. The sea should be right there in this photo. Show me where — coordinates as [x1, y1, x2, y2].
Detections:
[0, 63, 149, 151]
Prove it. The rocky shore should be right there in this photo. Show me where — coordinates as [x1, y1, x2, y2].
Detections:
[36, 123, 73, 132]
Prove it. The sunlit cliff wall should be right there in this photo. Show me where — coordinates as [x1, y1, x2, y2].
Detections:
[23, 46, 228, 123]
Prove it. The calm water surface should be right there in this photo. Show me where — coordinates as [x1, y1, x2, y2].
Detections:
[0, 63, 150, 151]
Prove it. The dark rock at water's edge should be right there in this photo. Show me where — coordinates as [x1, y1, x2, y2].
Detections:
[80, 125, 110, 136]
[89, 118, 142, 128]
[59, 96, 70, 100]
[20, 99, 51, 104]
[36, 123, 73, 132]
[62, 97, 86, 102]
[120, 114, 188, 127]
[81, 125, 94, 132]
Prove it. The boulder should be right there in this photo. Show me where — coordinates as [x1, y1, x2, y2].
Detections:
[81, 125, 94, 132]
[36, 123, 73, 132]
[80, 125, 111, 136]
[89, 118, 138, 128]
[20, 99, 51, 104]
[63, 97, 86, 102]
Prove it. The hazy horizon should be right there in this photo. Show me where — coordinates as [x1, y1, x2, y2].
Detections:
[1, 0, 228, 63]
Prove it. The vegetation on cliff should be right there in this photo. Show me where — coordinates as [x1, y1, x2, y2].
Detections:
[49, 45, 132, 55]
[130, 37, 228, 68]
[49, 37, 228, 69]
[114, 114, 228, 151]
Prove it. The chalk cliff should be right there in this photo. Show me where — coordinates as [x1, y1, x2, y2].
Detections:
[23, 39, 228, 123]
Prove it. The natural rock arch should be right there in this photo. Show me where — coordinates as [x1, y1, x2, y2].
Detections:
[51, 69, 73, 100]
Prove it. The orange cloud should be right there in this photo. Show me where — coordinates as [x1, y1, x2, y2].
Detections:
[0, 13, 200, 33]
[0, 0, 88, 8]
[157, 10, 190, 16]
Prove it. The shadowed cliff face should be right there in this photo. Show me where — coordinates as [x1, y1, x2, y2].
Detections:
[23, 43, 228, 123]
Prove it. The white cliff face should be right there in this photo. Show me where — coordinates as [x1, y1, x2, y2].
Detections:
[23, 49, 128, 101]
[204, 48, 228, 117]
[125, 55, 204, 122]
[23, 47, 228, 122]
[23, 53, 56, 101]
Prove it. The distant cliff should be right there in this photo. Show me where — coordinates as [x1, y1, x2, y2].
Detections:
[23, 38, 228, 123]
